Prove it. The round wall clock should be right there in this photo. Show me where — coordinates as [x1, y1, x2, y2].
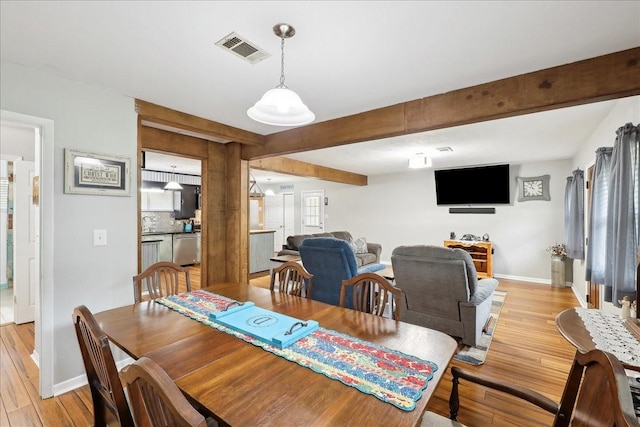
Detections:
[523, 180, 543, 197]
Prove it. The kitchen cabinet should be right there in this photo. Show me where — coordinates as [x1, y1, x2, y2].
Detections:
[158, 234, 173, 262]
[141, 181, 176, 212]
[196, 232, 201, 264]
[250, 230, 275, 273]
[174, 184, 199, 219]
[141, 237, 160, 272]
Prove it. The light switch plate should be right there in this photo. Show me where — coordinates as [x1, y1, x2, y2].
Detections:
[93, 229, 107, 246]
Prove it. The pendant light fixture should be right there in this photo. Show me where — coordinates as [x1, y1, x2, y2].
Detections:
[247, 23, 315, 127]
[164, 165, 183, 190]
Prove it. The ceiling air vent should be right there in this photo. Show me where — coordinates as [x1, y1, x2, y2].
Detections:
[215, 32, 270, 64]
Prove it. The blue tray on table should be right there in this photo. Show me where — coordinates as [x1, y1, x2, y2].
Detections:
[209, 301, 318, 349]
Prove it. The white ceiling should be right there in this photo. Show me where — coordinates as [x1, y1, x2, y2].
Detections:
[2, 1, 638, 183]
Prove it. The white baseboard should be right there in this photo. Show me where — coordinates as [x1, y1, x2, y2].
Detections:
[52, 356, 135, 397]
[493, 273, 550, 284]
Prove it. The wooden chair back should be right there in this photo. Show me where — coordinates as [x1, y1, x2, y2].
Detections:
[448, 349, 639, 427]
[270, 261, 313, 297]
[121, 357, 206, 427]
[72, 305, 134, 427]
[554, 349, 638, 426]
[133, 261, 191, 302]
[340, 272, 402, 320]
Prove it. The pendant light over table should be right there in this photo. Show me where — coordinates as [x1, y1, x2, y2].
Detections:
[247, 23, 315, 127]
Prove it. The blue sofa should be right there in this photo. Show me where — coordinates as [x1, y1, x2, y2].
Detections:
[299, 237, 385, 308]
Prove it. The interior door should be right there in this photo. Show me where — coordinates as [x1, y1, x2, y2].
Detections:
[13, 159, 37, 324]
[283, 192, 294, 242]
[264, 194, 284, 252]
[301, 190, 324, 235]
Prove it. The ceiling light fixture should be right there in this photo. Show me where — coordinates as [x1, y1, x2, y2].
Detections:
[408, 153, 432, 169]
[247, 23, 315, 127]
[265, 178, 275, 196]
[164, 166, 183, 190]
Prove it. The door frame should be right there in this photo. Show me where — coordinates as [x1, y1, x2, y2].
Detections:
[1, 109, 54, 398]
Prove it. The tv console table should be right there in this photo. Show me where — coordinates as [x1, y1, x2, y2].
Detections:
[444, 240, 493, 278]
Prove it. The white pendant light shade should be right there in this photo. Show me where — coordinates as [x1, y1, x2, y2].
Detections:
[164, 180, 183, 190]
[248, 23, 314, 127]
[247, 87, 315, 126]
[164, 165, 183, 190]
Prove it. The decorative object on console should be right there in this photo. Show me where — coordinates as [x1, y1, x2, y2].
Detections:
[517, 174, 550, 201]
[247, 23, 315, 127]
[482, 233, 490, 242]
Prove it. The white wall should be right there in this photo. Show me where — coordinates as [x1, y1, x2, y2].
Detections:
[571, 96, 640, 306]
[279, 159, 571, 283]
[0, 59, 138, 388]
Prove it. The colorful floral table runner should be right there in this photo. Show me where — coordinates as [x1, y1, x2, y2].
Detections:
[156, 289, 438, 411]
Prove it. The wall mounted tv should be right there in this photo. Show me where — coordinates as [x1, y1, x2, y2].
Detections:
[434, 164, 510, 205]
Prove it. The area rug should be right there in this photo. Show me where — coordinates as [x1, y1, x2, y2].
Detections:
[453, 290, 506, 366]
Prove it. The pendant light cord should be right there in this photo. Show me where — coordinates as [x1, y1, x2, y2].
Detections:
[279, 35, 286, 88]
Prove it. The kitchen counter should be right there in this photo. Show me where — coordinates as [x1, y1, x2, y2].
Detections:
[250, 229, 276, 234]
[142, 230, 201, 235]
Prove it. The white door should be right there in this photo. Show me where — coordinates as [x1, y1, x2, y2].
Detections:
[283, 192, 294, 242]
[301, 190, 324, 234]
[13, 159, 37, 324]
[264, 195, 284, 252]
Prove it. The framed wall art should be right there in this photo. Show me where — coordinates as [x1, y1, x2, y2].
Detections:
[64, 149, 130, 196]
[517, 175, 550, 202]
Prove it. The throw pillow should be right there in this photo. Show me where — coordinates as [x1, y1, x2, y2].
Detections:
[351, 237, 368, 254]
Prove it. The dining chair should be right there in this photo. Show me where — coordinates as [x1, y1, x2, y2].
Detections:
[120, 356, 207, 427]
[133, 261, 191, 303]
[422, 349, 639, 427]
[269, 260, 314, 297]
[72, 305, 134, 427]
[339, 272, 402, 320]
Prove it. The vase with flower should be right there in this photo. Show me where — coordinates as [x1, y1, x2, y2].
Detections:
[548, 243, 567, 288]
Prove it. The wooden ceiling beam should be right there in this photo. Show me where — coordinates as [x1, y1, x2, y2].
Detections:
[243, 47, 640, 159]
[136, 99, 264, 146]
[250, 157, 367, 186]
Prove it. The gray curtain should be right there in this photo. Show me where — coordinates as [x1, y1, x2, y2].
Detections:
[585, 147, 612, 288]
[604, 122, 639, 304]
[564, 169, 584, 260]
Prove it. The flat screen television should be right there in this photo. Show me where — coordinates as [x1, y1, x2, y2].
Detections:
[434, 164, 510, 205]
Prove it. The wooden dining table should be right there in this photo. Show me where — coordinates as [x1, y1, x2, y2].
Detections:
[94, 283, 457, 426]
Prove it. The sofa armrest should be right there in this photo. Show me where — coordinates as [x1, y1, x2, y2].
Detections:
[367, 242, 382, 263]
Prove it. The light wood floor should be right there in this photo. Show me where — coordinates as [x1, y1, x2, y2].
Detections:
[0, 270, 579, 426]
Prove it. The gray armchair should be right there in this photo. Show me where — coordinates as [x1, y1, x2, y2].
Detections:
[391, 245, 498, 347]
